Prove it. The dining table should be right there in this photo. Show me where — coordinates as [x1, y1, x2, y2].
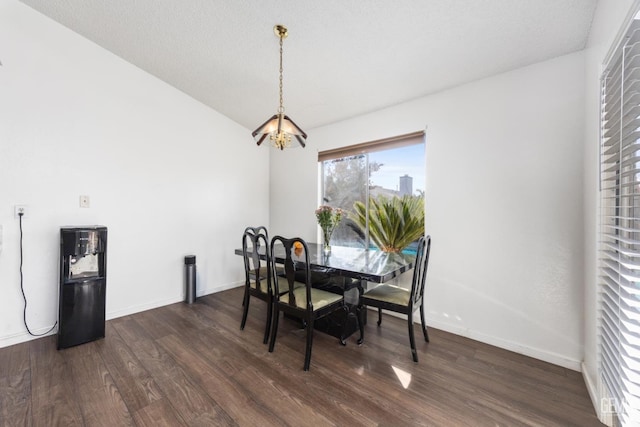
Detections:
[234, 242, 417, 342]
[235, 242, 416, 283]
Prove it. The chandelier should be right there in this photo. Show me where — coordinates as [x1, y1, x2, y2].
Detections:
[252, 25, 307, 150]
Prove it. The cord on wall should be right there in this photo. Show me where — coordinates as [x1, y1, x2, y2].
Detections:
[19, 212, 57, 336]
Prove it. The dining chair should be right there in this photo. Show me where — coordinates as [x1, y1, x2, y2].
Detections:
[240, 227, 300, 344]
[241, 226, 269, 306]
[268, 236, 348, 371]
[360, 235, 431, 362]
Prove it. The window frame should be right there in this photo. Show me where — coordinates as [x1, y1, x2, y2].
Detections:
[318, 131, 426, 249]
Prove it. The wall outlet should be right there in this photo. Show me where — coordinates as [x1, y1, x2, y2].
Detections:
[14, 205, 27, 218]
[79, 195, 90, 208]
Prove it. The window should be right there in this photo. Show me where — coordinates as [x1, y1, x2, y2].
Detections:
[599, 16, 640, 426]
[319, 131, 425, 249]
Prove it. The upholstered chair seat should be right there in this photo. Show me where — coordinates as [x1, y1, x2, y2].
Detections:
[361, 284, 411, 306]
[279, 287, 343, 310]
[249, 275, 302, 293]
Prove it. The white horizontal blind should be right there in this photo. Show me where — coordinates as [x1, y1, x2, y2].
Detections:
[600, 18, 640, 426]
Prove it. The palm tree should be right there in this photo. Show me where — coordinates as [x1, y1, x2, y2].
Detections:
[350, 195, 425, 253]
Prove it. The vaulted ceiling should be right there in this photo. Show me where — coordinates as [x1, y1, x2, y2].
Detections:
[19, 0, 598, 130]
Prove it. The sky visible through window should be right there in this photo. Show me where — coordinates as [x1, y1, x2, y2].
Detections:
[369, 144, 425, 194]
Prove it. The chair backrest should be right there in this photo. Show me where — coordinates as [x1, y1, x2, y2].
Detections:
[409, 235, 431, 308]
[244, 226, 268, 239]
[242, 227, 271, 294]
[270, 235, 311, 310]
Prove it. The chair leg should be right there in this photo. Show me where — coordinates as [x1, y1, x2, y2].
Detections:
[303, 317, 314, 371]
[420, 303, 429, 342]
[377, 308, 382, 326]
[240, 289, 250, 330]
[268, 306, 280, 353]
[263, 299, 273, 344]
[339, 305, 349, 346]
[356, 305, 364, 345]
[408, 314, 418, 362]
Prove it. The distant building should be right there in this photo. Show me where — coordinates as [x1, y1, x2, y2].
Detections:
[399, 174, 413, 196]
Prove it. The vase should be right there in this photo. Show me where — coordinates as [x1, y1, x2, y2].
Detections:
[322, 228, 332, 253]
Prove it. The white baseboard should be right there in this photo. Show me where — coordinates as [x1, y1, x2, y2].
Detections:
[422, 315, 581, 371]
[199, 281, 243, 297]
[0, 326, 57, 348]
[106, 280, 243, 320]
[582, 362, 610, 426]
[363, 308, 581, 370]
[2, 282, 582, 374]
[0, 281, 244, 349]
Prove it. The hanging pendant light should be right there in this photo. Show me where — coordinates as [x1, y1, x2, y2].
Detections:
[252, 25, 307, 150]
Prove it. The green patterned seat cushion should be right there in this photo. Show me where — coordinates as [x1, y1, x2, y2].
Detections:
[250, 276, 302, 293]
[249, 265, 284, 279]
[363, 284, 410, 306]
[279, 287, 342, 310]
[275, 276, 304, 293]
[249, 279, 268, 292]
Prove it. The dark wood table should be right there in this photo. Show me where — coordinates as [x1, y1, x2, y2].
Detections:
[235, 243, 416, 342]
[234, 243, 416, 283]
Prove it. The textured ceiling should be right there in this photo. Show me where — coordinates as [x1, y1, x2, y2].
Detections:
[19, 0, 598, 130]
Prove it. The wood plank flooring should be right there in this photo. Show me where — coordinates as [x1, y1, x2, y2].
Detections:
[0, 286, 602, 426]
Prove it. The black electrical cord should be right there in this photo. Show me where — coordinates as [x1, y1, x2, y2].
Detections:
[19, 212, 57, 336]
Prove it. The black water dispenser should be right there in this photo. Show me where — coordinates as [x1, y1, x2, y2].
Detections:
[57, 226, 107, 349]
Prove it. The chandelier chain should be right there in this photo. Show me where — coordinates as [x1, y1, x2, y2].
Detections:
[278, 35, 284, 114]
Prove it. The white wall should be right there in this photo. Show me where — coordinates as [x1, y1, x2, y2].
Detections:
[0, 0, 267, 348]
[270, 51, 586, 369]
[4, 0, 630, 383]
[582, 0, 636, 419]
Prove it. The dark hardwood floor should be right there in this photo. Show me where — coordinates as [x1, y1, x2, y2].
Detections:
[0, 286, 602, 426]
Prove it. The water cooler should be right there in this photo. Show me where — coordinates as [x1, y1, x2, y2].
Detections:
[57, 226, 107, 349]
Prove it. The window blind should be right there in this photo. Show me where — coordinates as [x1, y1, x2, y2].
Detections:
[318, 131, 424, 162]
[599, 17, 640, 426]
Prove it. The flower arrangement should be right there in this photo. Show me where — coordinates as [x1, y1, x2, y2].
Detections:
[315, 205, 343, 250]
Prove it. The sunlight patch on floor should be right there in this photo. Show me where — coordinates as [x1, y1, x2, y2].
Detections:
[392, 365, 412, 389]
